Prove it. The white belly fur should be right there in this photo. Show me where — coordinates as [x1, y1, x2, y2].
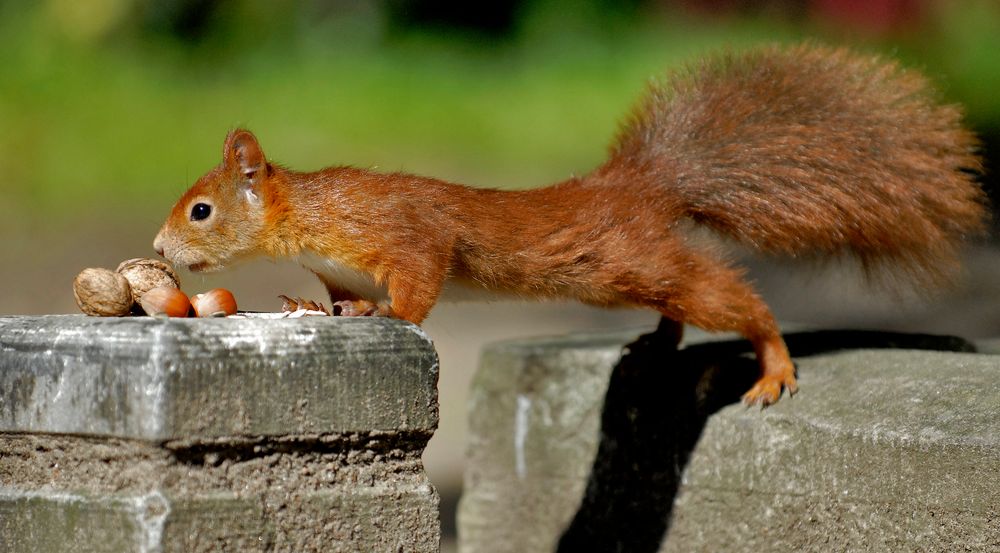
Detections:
[296, 251, 389, 302]
[296, 251, 514, 304]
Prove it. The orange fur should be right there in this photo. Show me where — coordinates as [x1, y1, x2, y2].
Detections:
[154, 44, 987, 406]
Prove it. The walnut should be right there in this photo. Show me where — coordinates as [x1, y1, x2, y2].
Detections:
[73, 268, 134, 317]
[116, 258, 180, 304]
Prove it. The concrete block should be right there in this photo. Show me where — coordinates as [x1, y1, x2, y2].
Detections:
[458, 326, 999, 552]
[0, 315, 438, 440]
[0, 315, 440, 552]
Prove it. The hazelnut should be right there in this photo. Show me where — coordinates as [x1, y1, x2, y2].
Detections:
[191, 288, 238, 317]
[73, 268, 134, 317]
[140, 286, 191, 318]
[116, 258, 180, 303]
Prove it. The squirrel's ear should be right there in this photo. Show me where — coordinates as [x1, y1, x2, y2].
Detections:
[223, 129, 267, 183]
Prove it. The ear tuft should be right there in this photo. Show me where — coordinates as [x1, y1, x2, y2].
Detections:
[223, 129, 266, 182]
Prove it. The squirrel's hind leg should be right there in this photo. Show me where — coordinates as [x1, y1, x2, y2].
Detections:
[640, 253, 797, 407]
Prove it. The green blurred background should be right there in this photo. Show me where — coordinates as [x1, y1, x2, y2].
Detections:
[3, 0, 999, 547]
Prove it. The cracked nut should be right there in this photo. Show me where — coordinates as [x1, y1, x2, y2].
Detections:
[73, 268, 134, 317]
[117, 258, 180, 304]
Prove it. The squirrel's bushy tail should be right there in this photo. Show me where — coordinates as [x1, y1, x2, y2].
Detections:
[600, 43, 988, 289]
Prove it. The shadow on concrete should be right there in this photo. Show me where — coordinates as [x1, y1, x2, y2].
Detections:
[554, 321, 975, 553]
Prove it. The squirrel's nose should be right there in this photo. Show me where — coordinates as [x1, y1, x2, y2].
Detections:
[153, 235, 165, 257]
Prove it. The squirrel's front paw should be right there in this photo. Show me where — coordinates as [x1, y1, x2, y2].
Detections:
[278, 295, 330, 315]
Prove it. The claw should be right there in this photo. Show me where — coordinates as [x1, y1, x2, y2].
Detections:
[278, 295, 298, 313]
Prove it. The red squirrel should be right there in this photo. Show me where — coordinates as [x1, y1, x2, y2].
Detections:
[153, 44, 987, 406]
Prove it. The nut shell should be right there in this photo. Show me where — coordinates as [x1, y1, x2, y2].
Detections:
[140, 286, 191, 318]
[73, 268, 134, 317]
[191, 288, 237, 317]
[117, 258, 180, 303]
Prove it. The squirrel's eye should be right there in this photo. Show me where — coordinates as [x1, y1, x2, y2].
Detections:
[190, 203, 212, 221]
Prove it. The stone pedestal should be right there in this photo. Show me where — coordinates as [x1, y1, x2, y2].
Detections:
[458, 326, 1000, 552]
[0, 315, 440, 552]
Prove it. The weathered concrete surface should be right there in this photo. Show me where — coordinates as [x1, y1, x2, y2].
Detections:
[458, 326, 999, 553]
[0, 315, 438, 439]
[0, 315, 440, 552]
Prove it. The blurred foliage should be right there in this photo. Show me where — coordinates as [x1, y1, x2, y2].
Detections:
[1, 0, 999, 228]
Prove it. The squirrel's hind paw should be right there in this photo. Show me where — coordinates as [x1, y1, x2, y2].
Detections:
[742, 372, 798, 408]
